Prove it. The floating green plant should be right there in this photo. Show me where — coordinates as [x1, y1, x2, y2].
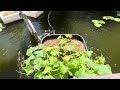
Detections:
[92, 16, 120, 28]
[92, 20, 105, 27]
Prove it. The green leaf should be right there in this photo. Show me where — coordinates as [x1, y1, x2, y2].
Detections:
[65, 34, 73, 39]
[59, 39, 66, 46]
[74, 68, 85, 77]
[50, 50, 59, 56]
[26, 47, 34, 56]
[24, 54, 35, 65]
[23, 65, 34, 76]
[67, 45, 75, 51]
[43, 66, 52, 74]
[92, 20, 99, 23]
[107, 16, 114, 20]
[62, 55, 71, 62]
[93, 64, 112, 75]
[114, 18, 120, 22]
[94, 23, 102, 27]
[34, 71, 44, 79]
[85, 51, 93, 57]
[99, 20, 105, 24]
[44, 75, 55, 79]
[34, 58, 43, 70]
[49, 57, 58, 66]
[45, 47, 54, 52]
[57, 35, 62, 39]
[42, 60, 49, 67]
[98, 56, 105, 64]
[34, 57, 43, 65]
[60, 62, 68, 74]
[37, 50, 46, 58]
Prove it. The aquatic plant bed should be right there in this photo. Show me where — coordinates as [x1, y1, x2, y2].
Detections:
[0, 11, 22, 24]
[22, 11, 44, 18]
[21, 34, 112, 79]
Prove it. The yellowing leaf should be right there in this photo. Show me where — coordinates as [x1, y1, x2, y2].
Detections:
[103, 16, 109, 20]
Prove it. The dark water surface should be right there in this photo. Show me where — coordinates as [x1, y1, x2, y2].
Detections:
[0, 11, 120, 78]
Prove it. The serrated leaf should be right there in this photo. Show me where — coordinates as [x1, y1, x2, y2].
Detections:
[23, 65, 34, 76]
[43, 66, 52, 74]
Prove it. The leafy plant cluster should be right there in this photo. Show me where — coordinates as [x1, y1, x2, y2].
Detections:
[21, 34, 112, 79]
[92, 16, 120, 28]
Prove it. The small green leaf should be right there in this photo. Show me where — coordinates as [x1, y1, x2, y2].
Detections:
[50, 50, 59, 56]
[34, 71, 44, 79]
[59, 39, 66, 46]
[24, 54, 35, 65]
[107, 16, 114, 20]
[26, 47, 34, 56]
[49, 57, 58, 66]
[23, 65, 34, 76]
[75, 68, 85, 77]
[34, 58, 43, 65]
[34, 58, 43, 70]
[98, 56, 105, 64]
[99, 20, 105, 24]
[42, 60, 49, 67]
[45, 47, 54, 52]
[37, 50, 46, 58]
[57, 35, 62, 39]
[93, 64, 112, 75]
[92, 20, 99, 23]
[114, 18, 120, 22]
[85, 51, 93, 57]
[62, 55, 71, 62]
[43, 66, 52, 74]
[60, 62, 68, 74]
[67, 45, 75, 51]
[94, 23, 102, 27]
[65, 34, 73, 39]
